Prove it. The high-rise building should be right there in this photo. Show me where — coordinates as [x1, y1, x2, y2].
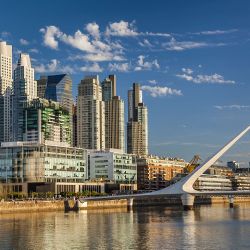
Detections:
[101, 75, 125, 151]
[23, 98, 72, 145]
[0, 41, 12, 143]
[127, 83, 148, 156]
[37, 74, 73, 114]
[12, 53, 37, 141]
[77, 75, 105, 150]
[37, 74, 73, 145]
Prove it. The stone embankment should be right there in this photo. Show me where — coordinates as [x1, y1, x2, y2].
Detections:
[1, 196, 250, 214]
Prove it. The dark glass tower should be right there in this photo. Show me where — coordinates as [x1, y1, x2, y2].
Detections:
[37, 74, 73, 114]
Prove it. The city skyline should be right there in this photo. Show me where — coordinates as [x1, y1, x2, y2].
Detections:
[1, 0, 250, 165]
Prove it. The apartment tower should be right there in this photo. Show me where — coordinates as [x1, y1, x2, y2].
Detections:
[127, 83, 148, 156]
[12, 53, 37, 141]
[77, 75, 105, 150]
[0, 41, 12, 142]
[102, 75, 124, 152]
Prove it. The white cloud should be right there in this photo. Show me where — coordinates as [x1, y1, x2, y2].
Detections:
[138, 39, 153, 47]
[193, 29, 238, 35]
[163, 38, 208, 51]
[176, 73, 235, 84]
[40, 26, 62, 49]
[141, 85, 183, 97]
[214, 105, 250, 110]
[182, 68, 193, 74]
[108, 62, 130, 72]
[29, 48, 39, 53]
[80, 62, 103, 72]
[148, 80, 157, 84]
[40, 25, 125, 62]
[143, 31, 171, 37]
[85, 22, 100, 39]
[84, 53, 125, 62]
[135, 55, 160, 71]
[35, 59, 75, 74]
[20, 38, 29, 45]
[60, 30, 95, 52]
[106, 20, 138, 36]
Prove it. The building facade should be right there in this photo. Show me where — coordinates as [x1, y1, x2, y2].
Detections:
[23, 98, 72, 145]
[137, 155, 186, 190]
[0, 141, 87, 186]
[77, 75, 105, 150]
[12, 53, 37, 141]
[37, 74, 73, 114]
[127, 83, 148, 156]
[194, 174, 233, 191]
[89, 149, 137, 189]
[0, 41, 12, 143]
[101, 75, 124, 152]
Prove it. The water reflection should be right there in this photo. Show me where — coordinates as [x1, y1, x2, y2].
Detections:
[1, 204, 250, 249]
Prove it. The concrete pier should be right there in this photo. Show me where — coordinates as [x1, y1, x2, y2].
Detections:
[181, 193, 195, 210]
[228, 195, 234, 208]
[127, 198, 134, 210]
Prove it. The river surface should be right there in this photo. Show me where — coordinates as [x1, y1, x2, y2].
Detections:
[1, 204, 250, 250]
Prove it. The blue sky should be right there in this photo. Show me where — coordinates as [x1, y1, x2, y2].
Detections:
[1, 0, 250, 165]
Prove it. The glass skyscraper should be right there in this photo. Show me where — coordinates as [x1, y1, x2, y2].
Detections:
[37, 74, 73, 114]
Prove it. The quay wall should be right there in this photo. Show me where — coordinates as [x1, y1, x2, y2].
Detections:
[1, 196, 250, 213]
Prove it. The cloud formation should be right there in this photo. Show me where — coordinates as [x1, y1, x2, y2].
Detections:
[193, 29, 238, 35]
[214, 105, 250, 110]
[20, 38, 29, 45]
[35, 59, 75, 74]
[148, 80, 157, 84]
[106, 20, 138, 37]
[108, 62, 130, 72]
[85, 22, 100, 39]
[80, 62, 103, 72]
[176, 73, 235, 84]
[40, 26, 62, 49]
[141, 85, 182, 97]
[135, 55, 160, 71]
[163, 37, 208, 51]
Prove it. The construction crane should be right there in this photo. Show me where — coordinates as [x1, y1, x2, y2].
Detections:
[185, 155, 202, 173]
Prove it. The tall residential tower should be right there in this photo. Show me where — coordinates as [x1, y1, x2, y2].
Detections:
[0, 41, 12, 142]
[127, 83, 148, 156]
[77, 75, 105, 150]
[12, 53, 37, 141]
[101, 75, 124, 152]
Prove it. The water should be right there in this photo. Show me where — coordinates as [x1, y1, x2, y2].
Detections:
[1, 204, 250, 250]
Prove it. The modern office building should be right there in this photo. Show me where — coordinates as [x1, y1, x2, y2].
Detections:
[23, 98, 72, 145]
[37, 74, 73, 144]
[37, 74, 73, 114]
[0, 41, 13, 143]
[101, 75, 125, 152]
[12, 53, 37, 141]
[137, 155, 187, 190]
[0, 141, 87, 194]
[127, 83, 148, 156]
[88, 149, 137, 190]
[77, 75, 105, 150]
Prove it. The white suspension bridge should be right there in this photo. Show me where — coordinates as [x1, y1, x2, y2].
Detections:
[78, 126, 250, 210]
